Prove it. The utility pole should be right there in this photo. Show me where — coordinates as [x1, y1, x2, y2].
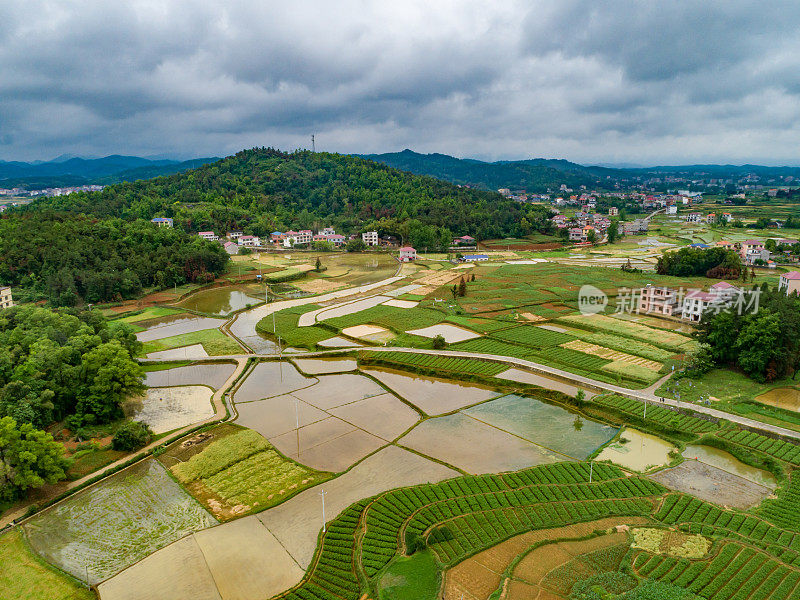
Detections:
[311, 134, 315, 153]
[589, 461, 593, 483]
[320, 489, 327, 532]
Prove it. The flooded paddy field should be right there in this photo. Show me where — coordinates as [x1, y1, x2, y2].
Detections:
[317, 336, 362, 348]
[176, 285, 262, 316]
[98, 516, 303, 600]
[124, 386, 214, 434]
[233, 361, 314, 402]
[464, 394, 617, 459]
[144, 363, 236, 390]
[362, 367, 498, 414]
[595, 428, 676, 472]
[683, 444, 778, 489]
[341, 324, 395, 342]
[291, 373, 386, 409]
[495, 367, 595, 399]
[399, 412, 561, 473]
[146, 343, 209, 360]
[329, 393, 420, 441]
[135, 316, 223, 342]
[25, 459, 217, 584]
[650, 459, 775, 509]
[293, 357, 358, 374]
[257, 445, 458, 570]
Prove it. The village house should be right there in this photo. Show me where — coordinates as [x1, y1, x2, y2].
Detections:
[778, 271, 800, 296]
[608, 207, 618, 216]
[226, 231, 243, 240]
[721, 213, 732, 222]
[150, 217, 173, 228]
[238, 235, 261, 247]
[399, 246, 417, 262]
[223, 241, 239, 255]
[705, 213, 716, 224]
[685, 212, 702, 223]
[638, 285, 679, 317]
[0, 286, 13, 309]
[198, 231, 219, 241]
[453, 235, 476, 246]
[461, 254, 488, 262]
[681, 281, 741, 322]
[665, 205, 678, 215]
[568, 227, 585, 242]
[362, 231, 379, 246]
[740, 240, 769, 264]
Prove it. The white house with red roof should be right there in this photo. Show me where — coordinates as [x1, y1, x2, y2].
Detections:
[399, 246, 417, 262]
[198, 231, 219, 241]
[681, 281, 742, 322]
[779, 271, 800, 296]
[740, 239, 770, 264]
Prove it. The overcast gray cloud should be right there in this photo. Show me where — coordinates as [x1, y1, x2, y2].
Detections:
[1, 0, 799, 164]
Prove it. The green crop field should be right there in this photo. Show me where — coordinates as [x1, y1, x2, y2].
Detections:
[591, 394, 719, 435]
[360, 350, 506, 377]
[171, 428, 330, 517]
[140, 327, 242, 356]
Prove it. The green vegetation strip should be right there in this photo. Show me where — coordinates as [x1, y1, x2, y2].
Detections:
[592, 395, 718, 435]
[360, 351, 506, 377]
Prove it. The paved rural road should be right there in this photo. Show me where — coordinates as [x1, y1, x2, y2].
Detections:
[140, 346, 800, 443]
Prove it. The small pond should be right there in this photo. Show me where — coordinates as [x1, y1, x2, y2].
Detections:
[177, 286, 262, 315]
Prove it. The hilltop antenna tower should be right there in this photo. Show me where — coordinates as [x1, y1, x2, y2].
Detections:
[311, 134, 315, 153]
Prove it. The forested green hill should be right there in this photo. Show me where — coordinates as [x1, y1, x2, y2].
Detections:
[29, 148, 537, 240]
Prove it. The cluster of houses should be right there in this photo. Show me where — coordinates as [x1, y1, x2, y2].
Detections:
[551, 209, 648, 243]
[684, 212, 733, 224]
[639, 270, 800, 321]
[686, 238, 800, 268]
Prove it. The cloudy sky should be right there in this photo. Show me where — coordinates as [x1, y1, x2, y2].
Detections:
[2, 1, 800, 165]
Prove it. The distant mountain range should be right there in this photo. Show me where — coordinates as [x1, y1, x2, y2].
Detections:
[0, 155, 219, 189]
[361, 150, 800, 192]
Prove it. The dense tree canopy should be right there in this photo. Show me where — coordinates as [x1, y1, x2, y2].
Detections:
[695, 286, 800, 382]
[0, 416, 67, 500]
[28, 148, 539, 240]
[0, 306, 144, 428]
[656, 247, 741, 279]
[0, 213, 228, 305]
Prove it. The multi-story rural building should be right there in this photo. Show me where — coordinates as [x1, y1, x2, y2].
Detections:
[399, 246, 417, 262]
[681, 281, 741, 322]
[0, 287, 12, 309]
[238, 235, 261, 247]
[638, 285, 679, 317]
[198, 231, 219, 241]
[779, 271, 800, 296]
[362, 231, 379, 246]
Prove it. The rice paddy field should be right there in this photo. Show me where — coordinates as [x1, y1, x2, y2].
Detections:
[24, 459, 218, 584]
[256, 260, 728, 388]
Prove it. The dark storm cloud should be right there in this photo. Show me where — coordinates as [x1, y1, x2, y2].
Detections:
[1, 1, 799, 164]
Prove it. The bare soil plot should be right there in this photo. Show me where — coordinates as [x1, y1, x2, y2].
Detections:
[650, 459, 774, 509]
[293, 358, 358, 374]
[97, 535, 222, 600]
[269, 417, 385, 472]
[124, 385, 214, 434]
[135, 317, 223, 342]
[341, 324, 392, 339]
[235, 394, 328, 438]
[257, 445, 458, 569]
[329, 393, 420, 440]
[406, 323, 481, 343]
[383, 299, 419, 308]
[233, 361, 314, 402]
[494, 368, 596, 399]
[193, 517, 304, 600]
[756, 386, 800, 411]
[595, 428, 676, 472]
[145, 363, 236, 390]
[398, 412, 561, 474]
[146, 343, 209, 360]
[505, 580, 547, 600]
[363, 368, 498, 415]
[291, 373, 386, 409]
[682, 444, 777, 488]
[25, 459, 217, 584]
